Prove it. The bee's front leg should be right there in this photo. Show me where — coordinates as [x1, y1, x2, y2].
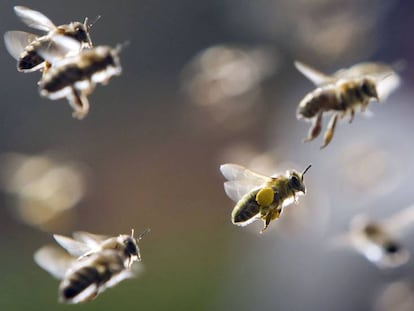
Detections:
[304, 111, 323, 142]
[321, 113, 338, 149]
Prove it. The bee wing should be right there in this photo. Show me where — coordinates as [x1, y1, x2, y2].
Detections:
[220, 164, 271, 201]
[14, 6, 56, 32]
[4, 31, 38, 61]
[223, 181, 260, 202]
[37, 35, 81, 64]
[294, 61, 335, 86]
[53, 234, 95, 258]
[384, 205, 414, 236]
[72, 231, 109, 248]
[34, 245, 74, 279]
[334, 62, 401, 100]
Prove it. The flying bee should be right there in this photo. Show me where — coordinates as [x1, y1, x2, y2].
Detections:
[4, 5, 95, 73]
[220, 163, 311, 233]
[37, 37, 123, 119]
[295, 61, 401, 148]
[333, 205, 414, 269]
[34, 229, 149, 304]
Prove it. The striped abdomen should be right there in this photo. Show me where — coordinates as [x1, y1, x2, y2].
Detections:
[17, 37, 50, 72]
[40, 49, 117, 95]
[59, 251, 125, 303]
[231, 191, 261, 225]
[297, 86, 341, 118]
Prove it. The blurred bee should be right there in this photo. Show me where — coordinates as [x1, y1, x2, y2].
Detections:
[37, 37, 123, 119]
[4, 6, 94, 73]
[295, 61, 401, 148]
[220, 163, 311, 233]
[333, 206, 414, 268]
[34, 229, 149, 304]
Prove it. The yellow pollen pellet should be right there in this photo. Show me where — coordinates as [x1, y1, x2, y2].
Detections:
[256, 187, 274, 206]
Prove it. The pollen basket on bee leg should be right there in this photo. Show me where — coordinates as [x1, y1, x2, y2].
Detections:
[255, 187, 274, 206]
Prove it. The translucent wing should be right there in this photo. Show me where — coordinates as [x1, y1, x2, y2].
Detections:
[384, 205, 414, 236]
[220, 163, 272, 202]
[224, 180, 260, 202]
[14, 6, 56, 32]
[72, 231, 108, 248]
[4, 31, 38, 60]
[334, 62, 401, 100]
[53, 234, 94, 258]
[34, 245, 74, 279]
[37, 35, 81, 64]
[294, 61, 335, 86]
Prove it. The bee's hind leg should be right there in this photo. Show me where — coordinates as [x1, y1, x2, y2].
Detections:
[321, 113, 338, 149]
[304, 111, 323, 142]
[67, 88, 90, 120]
[349, 109, 355, 123]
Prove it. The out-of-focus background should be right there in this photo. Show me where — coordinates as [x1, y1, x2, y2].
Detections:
[1, 0, 414, 310]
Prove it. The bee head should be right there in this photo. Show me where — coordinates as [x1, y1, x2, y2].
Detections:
[288, 164, 311, 194]
[122, 228, 150, 262]
[361, 78, 378, 100]
[62, 21, 92, 48]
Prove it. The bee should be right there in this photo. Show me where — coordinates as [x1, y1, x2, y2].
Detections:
[220, 163, 311, 233]
[4, 6, 94, 73]
[333, 206, 414, 268]
[295, 61, 401, 148]
[37, 36, 123, 119]
[34, 229, 149, 304]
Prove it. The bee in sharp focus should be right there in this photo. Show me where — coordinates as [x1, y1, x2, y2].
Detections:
[220, 163, 311, 233]
[37, 37, 123, 119]
[295, 61, 401, 148]
[4, 6, 95, 73]
[333, 205, 414, 269]
[34, 229, 149, 304]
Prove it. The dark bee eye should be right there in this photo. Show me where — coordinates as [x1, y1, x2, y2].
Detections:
[291, 176, 300, 188]
[125, 239, 138, 255]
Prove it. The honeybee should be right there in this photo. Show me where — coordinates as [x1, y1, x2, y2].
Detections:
[34, 229, 149, 303]
[295, 61, 401, 148]
[4, 6, 94, 73]
[333, 206, 414, 268]
[37, 36, 123, 119]
[220, 163, 311, 233]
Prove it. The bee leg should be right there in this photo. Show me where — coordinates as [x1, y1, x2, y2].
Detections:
[321, 113, 338, 149]
[260, 214, 272, 234]
[68, 88, 90, 120]
[349, 109, 355, 123]
[38, 61, 52, 84]
[304, 111, 323, 142]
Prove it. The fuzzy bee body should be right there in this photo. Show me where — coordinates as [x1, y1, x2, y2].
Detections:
[221, 163, 311, 233]
[38, 44, 122, 119]
[349, 219, 409, 269]
[295, 61, 400, 148]
[4, 6, 93, 73]
[59, 250, 130, 303]
[34, 229, 149, 304]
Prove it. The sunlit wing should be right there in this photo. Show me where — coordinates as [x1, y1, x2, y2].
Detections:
[14, 6, 56, 32]
[104, 269, 135, 289]
[53, 234, 94, 258]
[334, 62, 401, 100]
[220, 163, 271, 183]
[4, 31, 38, 60]
[37, 35, 81, 64]
[34, 245, 74, 279]
[223, 180, 260, 202]
[72, 231, 108, 248]
[384, 205, 414, 236]
[294, 61, 334, 86]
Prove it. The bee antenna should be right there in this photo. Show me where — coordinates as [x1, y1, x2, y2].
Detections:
[84, 15, 101, 30]
[131, 228, 135, 238]
[137, 228, 151, 242]
[115, 41, 130, 54]
[301, 164, 312, 179]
